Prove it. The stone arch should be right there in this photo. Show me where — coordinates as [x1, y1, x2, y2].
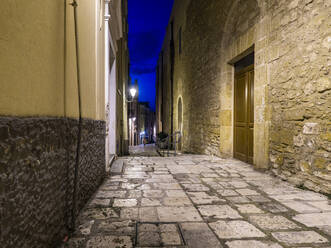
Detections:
[219, 0, 270, 168]
[221, 0, 261, 50]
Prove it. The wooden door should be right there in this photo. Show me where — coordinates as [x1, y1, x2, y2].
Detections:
[234, 65, 254, 164]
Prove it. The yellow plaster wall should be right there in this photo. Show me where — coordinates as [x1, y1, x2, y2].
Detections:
[0, 0, 106, 121]
[0, 0, 65, 117]
[65, 0, 105, 121]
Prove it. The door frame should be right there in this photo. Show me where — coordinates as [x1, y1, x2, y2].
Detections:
[219, 16, 270, 169]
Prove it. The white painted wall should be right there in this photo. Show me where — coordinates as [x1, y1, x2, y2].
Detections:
[109, 60, 117, 156]
[105, 2, 110, 170]
[105, 0, 116, 170]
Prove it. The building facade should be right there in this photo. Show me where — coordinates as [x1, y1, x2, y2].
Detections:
[0, 0, 129, 247]
[137, 102, 156, 144]
[128, 97, 156, 145]
[156, 0, 330, 194]
[105, 0, 130, 164]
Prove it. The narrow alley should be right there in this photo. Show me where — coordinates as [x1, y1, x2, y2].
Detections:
[1, 0, 330, 247]
[63, 152, 331, 248]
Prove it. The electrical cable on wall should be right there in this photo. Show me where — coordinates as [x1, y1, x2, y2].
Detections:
[70, 0, 82, 231]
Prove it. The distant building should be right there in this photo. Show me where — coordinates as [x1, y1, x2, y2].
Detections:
[137, 102, 156, 144]
[105, 0, 130, 161]
[128, 79, 139, 146]
[128, 83, 156, 146]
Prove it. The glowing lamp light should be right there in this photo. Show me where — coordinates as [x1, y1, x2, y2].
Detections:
[130, 87, 137, 98]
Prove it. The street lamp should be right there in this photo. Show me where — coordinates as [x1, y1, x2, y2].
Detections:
[127, 86, 137, 103]
[127, 85, 138, 146]
[130, 87, 137, 98]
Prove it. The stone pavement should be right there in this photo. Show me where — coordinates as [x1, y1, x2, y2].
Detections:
[129, 144, 159, 157]
[62, 155, 331, 248]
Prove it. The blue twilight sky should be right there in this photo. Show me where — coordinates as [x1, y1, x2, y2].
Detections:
[128, 0, 174, 111]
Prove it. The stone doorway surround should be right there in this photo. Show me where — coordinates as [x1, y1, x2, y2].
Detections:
[177, 96, 183, 133]
[219, 0, 270, 169]
[177, 96, 183, 151]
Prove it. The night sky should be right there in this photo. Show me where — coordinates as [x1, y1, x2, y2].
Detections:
[128, 0, 174, 111]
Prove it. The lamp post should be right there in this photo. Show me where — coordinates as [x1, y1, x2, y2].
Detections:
[128, 86, 137, 146]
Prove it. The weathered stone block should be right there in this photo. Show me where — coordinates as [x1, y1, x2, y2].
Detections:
[209, 220, 266, 239]
[272, 231, 328, 244]
[86, 236, 132, 248]
[270, 129, 293, 145]
[300, 160, 311, 172]
[220, 110, 232, 126]
[226, 240, 282, 248]
[255, 65, 267, 86]
[181, 222, 222, 248]
[284, 108, 305, 121]
[268, 44, 280, 62]
[312, 157, 327, 169]
[249, 214, 299, 230]
[303, 122, 319, 134]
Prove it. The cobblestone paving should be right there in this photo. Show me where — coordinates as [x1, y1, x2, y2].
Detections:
[62, 155, 331, 248]
[129, 144, 159, 157]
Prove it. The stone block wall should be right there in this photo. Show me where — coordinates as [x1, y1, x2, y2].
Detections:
[158, 0, 330, 194]
[161, 48, 173, 138]
[175, 0, 231, 155]
[267, 0, 331, 194]
[0, 117, 105, 247]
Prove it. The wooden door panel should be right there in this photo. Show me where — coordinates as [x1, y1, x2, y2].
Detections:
[234, 75, 247, 123]
[234, 65, 254, 164]
[235, 127, 247, 154]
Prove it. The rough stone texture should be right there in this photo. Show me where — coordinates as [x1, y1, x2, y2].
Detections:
[293, 213, 331, 227]
[136, 223, 184, 247]
[86, 236, 132, 248]
[157, 206, 203, 222]
[268, 0, 331, 194]
[157, 0, 331, 194]
[198, 205, 242, 220]
[181, 222, 222, 248]
[226, 240, 283, 248]
[0, 117, 106, 247]
[249, 214, 300, 230]
[209, 220, 266, 239]
[271, 231, 328, 244]
[235, 204, 265, 214]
